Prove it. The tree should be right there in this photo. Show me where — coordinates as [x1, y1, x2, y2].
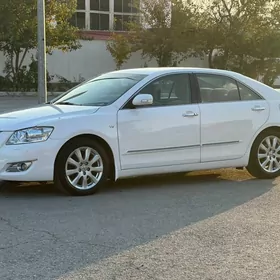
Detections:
[106, 33, 132, 70]
[0, 0, 81, 90]
[134, 0, 175, 67]
[107, 0, 201, 68]
[202, 0, 280, 85]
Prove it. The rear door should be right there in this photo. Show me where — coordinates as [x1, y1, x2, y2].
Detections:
[195, 73, 269, 162]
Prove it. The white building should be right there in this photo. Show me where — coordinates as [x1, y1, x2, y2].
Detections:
[0, 0, 207, 82]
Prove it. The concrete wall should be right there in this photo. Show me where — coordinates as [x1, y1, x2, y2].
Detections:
[0, 40, 208, 82]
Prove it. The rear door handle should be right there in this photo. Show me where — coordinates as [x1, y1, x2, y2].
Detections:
[183, 111, 198, 117]
[251, 106, 266, 111]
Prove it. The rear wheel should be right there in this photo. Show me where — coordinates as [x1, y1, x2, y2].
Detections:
[54, 138, 110, 196]
[247, 130, 280, 179]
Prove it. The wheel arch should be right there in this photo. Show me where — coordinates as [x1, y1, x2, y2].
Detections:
[249, 126, 280, 155]
[54, 134, 116, 181]
[246, 125, 280, 178]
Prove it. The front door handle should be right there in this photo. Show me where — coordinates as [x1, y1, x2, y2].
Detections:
[252, 105, 265, 111]
[183, 111, 198, 117]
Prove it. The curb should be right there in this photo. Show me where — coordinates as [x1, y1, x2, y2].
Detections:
[0, 92, 63, 97]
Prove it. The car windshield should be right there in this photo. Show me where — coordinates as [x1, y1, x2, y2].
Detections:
[53, 73, 147, 106]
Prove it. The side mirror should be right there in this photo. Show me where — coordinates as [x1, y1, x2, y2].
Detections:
[132, 94, 153, 106]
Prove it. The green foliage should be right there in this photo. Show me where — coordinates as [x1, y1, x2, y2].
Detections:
[1, 56, 53, 91]
[107, 0, 280, 85]
[106, 33, 132, 70]
[107, 0, 201, 68]
[131, 0, 201, 66]
[133, 0, 174, 67]
[0, 0, 81, 90]
[2, 55, 53, 91]
[201, 0, 280, 84]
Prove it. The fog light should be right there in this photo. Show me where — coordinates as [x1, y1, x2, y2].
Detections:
[19, 163, 28, 171]
[6, 161, 32, 172]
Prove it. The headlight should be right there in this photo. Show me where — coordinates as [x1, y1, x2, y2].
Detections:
[6, 126, 54, 145]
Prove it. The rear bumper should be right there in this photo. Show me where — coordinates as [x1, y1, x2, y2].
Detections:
[0, 133, 62, 182]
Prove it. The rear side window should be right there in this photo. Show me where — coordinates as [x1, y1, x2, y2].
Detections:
[197, 74, 239, 103]
[197, 74, 263, 103]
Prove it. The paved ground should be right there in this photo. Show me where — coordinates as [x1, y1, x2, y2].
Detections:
[1, 98, 280, 279]
[1, 170, 279, 280]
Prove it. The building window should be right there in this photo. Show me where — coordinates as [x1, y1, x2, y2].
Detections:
[70, 0, 86, 30]
[90, 0, 110, 30]
[114, 0, 138, 13]
[90, 13, 110, 30]
[77, 0, 86, 10]
[90, 0, 110, 11]
[114, 14, 139, 31]
[114, 0, 139, 31]
[70, 0, 139, 31]
[70, 12, 86, 30]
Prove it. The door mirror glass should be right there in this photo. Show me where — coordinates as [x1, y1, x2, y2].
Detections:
[132, 94, 153, 106]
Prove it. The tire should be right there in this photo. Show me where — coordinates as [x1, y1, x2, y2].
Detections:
[246, 130, 280, 179]
[54, 137, 110, 196]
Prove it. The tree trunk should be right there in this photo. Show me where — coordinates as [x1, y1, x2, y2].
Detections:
[19, 48, 28, 69]
[157, 50, 172, 67]
[14, 50, 20, 91]
[208, 49, 214, 68]
[223, 49, 229, 69]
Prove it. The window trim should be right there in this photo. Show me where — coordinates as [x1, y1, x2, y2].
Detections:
[90, 11, 111, 15]
[121, 73, 197, 110]
[194, 73, 264, 104]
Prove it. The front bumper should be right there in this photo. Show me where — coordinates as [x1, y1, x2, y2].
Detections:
[0, 132, 62, 182]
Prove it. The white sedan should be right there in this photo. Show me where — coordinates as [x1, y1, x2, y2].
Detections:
[0, 67, 280, 196]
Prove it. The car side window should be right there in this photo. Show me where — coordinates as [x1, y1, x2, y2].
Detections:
[138, 74, 192, 106]
[238, 82, 262, 100]
[197, 74, 240, 103]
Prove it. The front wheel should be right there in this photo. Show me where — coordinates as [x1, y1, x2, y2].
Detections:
[247, 131, 280, 179]
[54, 138, 110, 196]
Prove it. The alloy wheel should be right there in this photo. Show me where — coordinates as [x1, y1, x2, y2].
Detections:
[65, 147, 103, 190]
[258, 136, 280, 173]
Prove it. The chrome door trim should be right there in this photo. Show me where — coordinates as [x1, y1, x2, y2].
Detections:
[126, 144, 200, 154]
[202, 140, 240, 147]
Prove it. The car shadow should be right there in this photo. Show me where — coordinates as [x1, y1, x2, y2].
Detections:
[0, 169, 276, 280]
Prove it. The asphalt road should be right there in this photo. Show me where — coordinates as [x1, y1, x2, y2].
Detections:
[1, 98, 280, 279]
[0, 96, 40, 113]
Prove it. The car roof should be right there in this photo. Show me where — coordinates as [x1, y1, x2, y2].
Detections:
[109, 67, 242, 77]
[94, 67, 280, 101]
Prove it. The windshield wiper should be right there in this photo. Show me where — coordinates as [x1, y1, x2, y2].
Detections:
[55, 101, 108, 106]
[86, 102, 109, 106]
[55, 101, 79, 105]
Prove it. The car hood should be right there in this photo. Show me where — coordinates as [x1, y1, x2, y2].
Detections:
[0, 104, 100, 131]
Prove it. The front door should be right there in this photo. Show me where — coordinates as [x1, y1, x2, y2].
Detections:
[117, 73, 201, 170]
[196, 73, 269, 162]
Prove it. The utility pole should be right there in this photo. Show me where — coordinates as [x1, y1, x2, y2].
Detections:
[37, 0, 47, 104]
